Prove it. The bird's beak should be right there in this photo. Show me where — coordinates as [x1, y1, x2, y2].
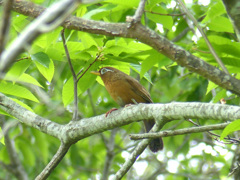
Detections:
[90, 71, 100, 76]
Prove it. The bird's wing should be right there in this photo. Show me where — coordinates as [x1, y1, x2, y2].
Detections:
[126, 78, 153, 103]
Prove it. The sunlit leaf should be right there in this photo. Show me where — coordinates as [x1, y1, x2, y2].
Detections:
[34, 59, 54, 82]
[0, 81, 39, 102]
[220, 119, 240, 140]
[31, 52, 51, 68]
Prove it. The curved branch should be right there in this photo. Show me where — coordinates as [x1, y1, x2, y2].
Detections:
[0, 93, 63, 139]
[1, 92, 240, 144]
[2, 0, 240, 96]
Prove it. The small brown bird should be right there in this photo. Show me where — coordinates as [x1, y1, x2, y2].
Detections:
[91, 67, 163, 152]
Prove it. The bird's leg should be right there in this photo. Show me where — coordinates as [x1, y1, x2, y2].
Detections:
[131, 98, 138, 105]
[105, 108, 118, 117]
[124, 99, 138, 107]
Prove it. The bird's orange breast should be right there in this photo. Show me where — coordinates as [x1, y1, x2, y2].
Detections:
[104, 79, 149, 107]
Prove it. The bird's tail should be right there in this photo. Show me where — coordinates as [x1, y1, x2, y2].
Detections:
[143, 119, 164, 152]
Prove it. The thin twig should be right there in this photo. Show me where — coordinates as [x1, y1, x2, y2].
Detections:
[16, 56, 30, 61]
[145, 10, 185, 16]
[192, 47, 211, 54]
[228, 162, 240, 177]
[187, 119, 240, 144]
[76, 54, 102, 82]
[130, 122, 230, 140]
[132, 0, 147, 22]
[177, 0, 229, 75]
[61, 29, 78, 121]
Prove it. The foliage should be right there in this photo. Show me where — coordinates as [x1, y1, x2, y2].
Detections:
[0, 0, 239, 179]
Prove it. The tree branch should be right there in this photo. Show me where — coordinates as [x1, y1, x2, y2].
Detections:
[1, 94, 240, 178]
[113, 119, 166, 180]
[1, 92, 240, 144]
[2, 0, 240, 96]
[132, 0, 146, 22]
[0, 93, 62, 139]
[61, 29, 79, 121]
[130, 123, 229, 140]
[35, 143, 71, 180]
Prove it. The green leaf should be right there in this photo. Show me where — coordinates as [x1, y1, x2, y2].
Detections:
[31, 52, 50, 68]
[34, 59, 54, 82]
[220, 119, 240, 140]
[208, 57, 240, 68]
[17, 140, 36, 166]
[140, 50, 165, 78]
[62, 78, 77, 106]
[83, 4, 118, 20]
[78, 32, 98, 49]
[5, 60, 31, 81]
[146, 6, 173, 30]
[76, 5, 88, 17]
[18, 73, 44, 88]
[0, 81, 39, 102]
[202, 1, 226, 23]
[62, 63, 100, 106]
[198, 35, 240, 58]
[130, 64, 152, 84]
[31, 129, 49, 163]
[103, 0, 139, 7]
[208, 16, 234, 33]
[212, 89, 226, 103]
[206, 81, 218, 95]
[12, 13, 30, 32]
[46, 47, 63, 61]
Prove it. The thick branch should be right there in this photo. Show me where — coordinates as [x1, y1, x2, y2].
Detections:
[1, 92, 240, 144]
[0, 93, 63, 139]
[2, 0, 240, 96]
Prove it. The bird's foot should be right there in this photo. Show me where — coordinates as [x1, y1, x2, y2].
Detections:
[105, 108, 118, 117]
[124, 104, 132, 107]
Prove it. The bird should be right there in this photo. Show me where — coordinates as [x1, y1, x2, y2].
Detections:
[91, 67, 163, 152]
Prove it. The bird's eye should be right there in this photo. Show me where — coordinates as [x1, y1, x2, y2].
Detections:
[100, 68, 113, 75]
